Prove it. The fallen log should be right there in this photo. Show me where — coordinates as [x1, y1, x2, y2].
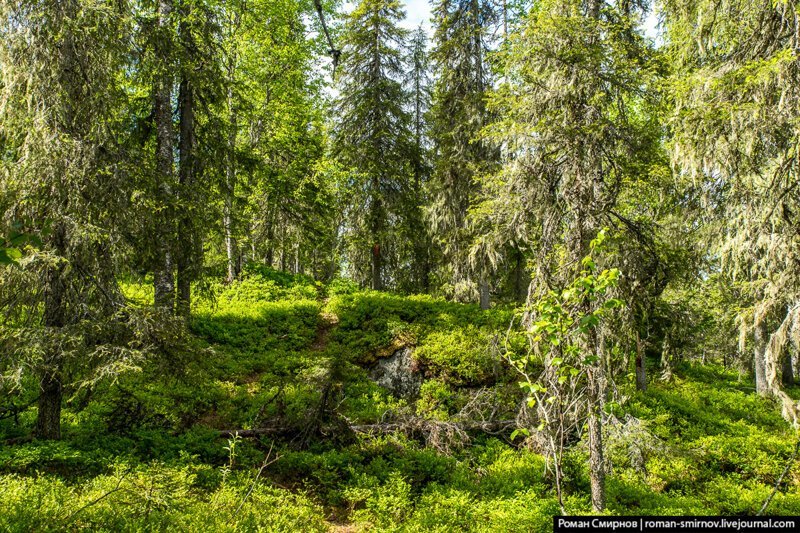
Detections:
[218, 419, 516, 440]
[351, 419, 515, 434]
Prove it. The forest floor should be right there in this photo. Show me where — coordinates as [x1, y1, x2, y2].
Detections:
[2, 268, 800, 531]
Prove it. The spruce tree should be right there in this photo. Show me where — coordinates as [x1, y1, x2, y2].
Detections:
[428, 0, 496, 303]
[486, 0, 658, 510]
[401, 25, 434, 292]
[664, 0, 800, 418]
[0, 0, 132, 438]
[333, 0, 412, 290]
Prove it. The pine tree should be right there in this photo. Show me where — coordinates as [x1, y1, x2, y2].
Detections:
[333, 0, 412, 290]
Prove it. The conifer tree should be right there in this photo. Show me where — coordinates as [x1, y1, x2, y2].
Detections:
[664, 0, 800, 419]
[486, 0, 658, 510]
[333, 0, 412, 290]
[151, 0, 178, 313]
[0, 0, 134, 438]
[428, 0, 496, 302]
[401, 25, 434, 292]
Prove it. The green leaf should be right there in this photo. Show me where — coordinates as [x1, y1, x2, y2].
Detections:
[578, 314, 599, 329]
[510, 428, 530, 441]
[0, 248, 21, 265]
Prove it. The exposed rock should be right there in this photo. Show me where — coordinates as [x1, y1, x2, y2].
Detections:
[369, 346, 422, 399]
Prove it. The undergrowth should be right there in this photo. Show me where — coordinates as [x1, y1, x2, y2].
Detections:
[2, 269, 799, 531]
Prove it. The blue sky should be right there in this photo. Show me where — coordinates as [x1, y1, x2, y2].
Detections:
[401, 0, 433, 31]
[344, 0, 659, 40]
[341, 0, 432, 31]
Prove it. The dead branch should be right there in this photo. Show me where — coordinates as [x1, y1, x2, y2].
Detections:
[218, 419, 515, 441]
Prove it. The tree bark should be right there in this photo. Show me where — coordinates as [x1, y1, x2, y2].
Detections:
[635, 331, 647, 392]
[479, 277, 490, 310]
[371, 182, 383, 290]
[36, 222, 68, 440]
[514, 247, 525, 304]
[153, 0, 175, 313]
[176, 69, 196, 318]
[224, 26, 239, 284]
[37, 372, 63, 440]
[372, 242, 382, 290]
[587, 366, 606, 511]
[755, 320, 768, 396]
[224, 188, 236, 282]
[218, 419, 515, 438]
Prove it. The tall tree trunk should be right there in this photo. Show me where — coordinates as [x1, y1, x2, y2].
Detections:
[224, 30, 239, 284]
[153, 0, 175, 313]
[754, 320, 768, 396]
[36, 222, 68, 440]
[635, 331, 647, 392]
[586, 366, 605, 511]
[371, 180, 383, 291]
[584, 305, 606, 513]
[479, 277, 490, 310]
[265, 212, 275, 268]
[371, 242, 382, 290]
[176, 70, 196, 319]
[224, 191, 236, 282]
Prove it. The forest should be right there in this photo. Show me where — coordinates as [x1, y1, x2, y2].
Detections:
[1, 0, 799, 529]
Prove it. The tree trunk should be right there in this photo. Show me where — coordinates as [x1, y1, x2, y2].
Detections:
[153, 0, 175, 313]
[575, 209, 605, 511]
[587, 366, 606, 511]
[635, 331, 647, 392]
[176, 69, 196, 319]
[371, 243, 382, 290]
[224, 32, 239, 284]
[479, 277, 490, 310]
[265, 213, 275, 268]
[754, 320, 768, 396]
[660, 328, 674, 381]
[513, 247, 525, 303]
[224, 192, 236, 282]
[37, 372, 63, 440]
[36, 222, 68, 440]
[371, 182, 383, 290]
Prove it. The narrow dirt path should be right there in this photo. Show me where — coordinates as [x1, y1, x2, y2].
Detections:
[312, 307, 339, 352]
